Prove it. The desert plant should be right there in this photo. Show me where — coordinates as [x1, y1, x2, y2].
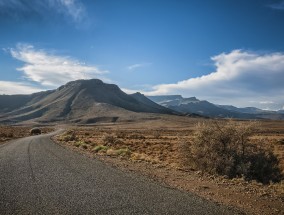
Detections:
[73, 142, 81, 147]
[189, 120, 282, 184]
[6, 133, 14, 138]
[92, 145, 109, 153]
[152, 131, 161, 139]
[129, 134, 145, 140]
[106, 148, 131, 157]
[73, 140, 86, 148]
[277, 139, 284, 145]
[116, 132, 127, 139]
[81, 144, 88, 149]
[116, 148, 131, 156]
[63, 130, 77, 141]
[102, 134, 117, 146]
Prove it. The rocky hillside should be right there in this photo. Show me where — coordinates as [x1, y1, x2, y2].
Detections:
[0, 79, 174, 124]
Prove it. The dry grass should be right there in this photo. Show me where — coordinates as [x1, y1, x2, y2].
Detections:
[0, 126, 53, 144]
[57, 119, 284, 176]
[56, 118, 284, 214]
[188, 120, 282, 183]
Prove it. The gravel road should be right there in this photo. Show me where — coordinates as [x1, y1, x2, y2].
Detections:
[0, 131, 243, 214]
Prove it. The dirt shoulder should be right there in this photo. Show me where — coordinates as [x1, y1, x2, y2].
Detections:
[0, 126, 54, 144]
[96, 154, 283, 215]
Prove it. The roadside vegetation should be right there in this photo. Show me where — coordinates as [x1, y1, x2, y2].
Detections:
[56, 119, 284, 214]
[189, 120, 282, 184]
[0, 126, 53, 144]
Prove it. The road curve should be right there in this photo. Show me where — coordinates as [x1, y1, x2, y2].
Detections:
[0, 131, 242, 215]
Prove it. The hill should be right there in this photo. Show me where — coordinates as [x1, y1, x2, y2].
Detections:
[0, 79, 174, 124]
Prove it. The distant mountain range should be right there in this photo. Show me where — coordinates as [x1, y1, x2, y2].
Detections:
[0, 79, 174, 124]
[148, 95, 284, 120]
[0, 79, 283, 124]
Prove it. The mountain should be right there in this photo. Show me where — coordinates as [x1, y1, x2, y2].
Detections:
[129, 92, 180, 114]
[0, 91, 54, 114]
[148, 95, 248, 118]
[148, 95, 284, 119]
[0, 79, 174, 124]
[218, 105, 270, 114]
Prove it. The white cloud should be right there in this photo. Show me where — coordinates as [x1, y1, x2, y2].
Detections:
[121, 88, 139, 94]
[259, 101, 275, 104]
[136, 50, 284, 109]
[9, 44, 108, 87]
[127, 63, 151, 71]
[0, 81, 43, 95]
[51, 0, 86, 23]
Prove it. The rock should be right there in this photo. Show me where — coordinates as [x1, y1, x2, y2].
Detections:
[30, 128, 42, 135]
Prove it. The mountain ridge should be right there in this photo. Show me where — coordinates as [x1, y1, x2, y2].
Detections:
[148, 95, 284, 120]
[0, 79, 174, 124]
[1, 80, 283, 123]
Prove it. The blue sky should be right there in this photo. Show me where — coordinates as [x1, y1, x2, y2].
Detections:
[0, 0, 284, 110]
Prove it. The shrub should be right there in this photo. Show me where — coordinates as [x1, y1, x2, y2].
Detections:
[116, 148, 131, 156]
[73, 142, 81, 147]
[0, 133, 7, 138]
[129, 134, 145, 140]
[92, 145, 109, 153]
[277, 139, 284, 145]
[81, 144, 88, 149]
[63, 130, 77, 141]
[102, 134, 117, 146]
[152, 131, 161, 139]
[106, 148, 131, 157]
[116, 132, 127, 139]
[6, 133, 14, 138]
[189, 120, 282, 184]
[73, 141, 86, 148]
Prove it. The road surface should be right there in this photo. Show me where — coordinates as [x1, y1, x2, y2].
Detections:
[0, 131, 242, 214]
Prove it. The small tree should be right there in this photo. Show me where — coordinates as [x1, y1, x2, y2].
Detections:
[189, 120, 282, 184]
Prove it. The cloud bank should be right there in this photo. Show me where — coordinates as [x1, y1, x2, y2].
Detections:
[0, 81, 42, 95]
[9, 44, 108, 87]
[0, 44, 108, 94]
[2, 46, 284, 109]
[139, 50, 284, 109]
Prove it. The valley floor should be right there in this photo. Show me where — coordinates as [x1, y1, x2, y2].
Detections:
[1, 116, 283, 214]
[54, 116, 284, 215]
[0, 126, 53, 144]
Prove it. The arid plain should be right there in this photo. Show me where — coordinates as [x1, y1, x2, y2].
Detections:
[48, 116, 284, 215]
[1, 115, 284, 214]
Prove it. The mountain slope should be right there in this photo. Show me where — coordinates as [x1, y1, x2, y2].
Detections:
[0, 79, 174, 124]
[148, 95, 284, 119]
[130, 92, 180, 114]
[148, 95, 263, 119]
[218, 105, 269, 114]
[0, 90, 54, 114]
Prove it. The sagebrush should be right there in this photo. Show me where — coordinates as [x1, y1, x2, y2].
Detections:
[189, 120, 282, 184]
